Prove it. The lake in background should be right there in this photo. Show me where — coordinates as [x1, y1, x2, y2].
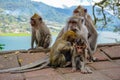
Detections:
[0, 31, 120, 51]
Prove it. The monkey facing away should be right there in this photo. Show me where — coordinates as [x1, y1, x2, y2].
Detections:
[50, 30, 78, 67]
[30, 13, 52, 49]
[0, 30, 78, 73]
[72, 38, 92, 73]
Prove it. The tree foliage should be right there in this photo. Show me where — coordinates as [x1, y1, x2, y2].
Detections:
[0, 44, 5, 50]
[93, 0, 120, 26]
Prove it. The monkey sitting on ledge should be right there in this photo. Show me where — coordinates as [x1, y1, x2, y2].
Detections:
[30, 13, 52, 49]
[72, 38, 92, 73]
[0, 30, 78, 73]
[50, 30, 78, 67]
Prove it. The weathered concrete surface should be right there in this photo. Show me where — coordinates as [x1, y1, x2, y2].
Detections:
[17, 52, 46, 66]
[0, 54, 19, 69]
[0, 44, 120, 80]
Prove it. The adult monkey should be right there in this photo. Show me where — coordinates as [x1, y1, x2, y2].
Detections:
[57, 6, 98, 61]
[30, 13, 51, 49]
[0, 31, 78, 73]
[73, 5, 98, 58]
[50, 30, 78, 67]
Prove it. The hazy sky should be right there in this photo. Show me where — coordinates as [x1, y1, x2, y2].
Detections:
[32, 0, 102, 8]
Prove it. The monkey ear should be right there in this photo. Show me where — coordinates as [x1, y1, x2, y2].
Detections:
[84, 9, 87, 13]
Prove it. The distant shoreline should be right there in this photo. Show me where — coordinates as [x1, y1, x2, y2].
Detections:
[0, 33, 31, 36]
[0, 32, 58, 36]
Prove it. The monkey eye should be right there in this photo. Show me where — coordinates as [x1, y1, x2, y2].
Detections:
[72, 21, 77, 24]
[76, 46, 84, 49]
[77, 46, 83, 49]
[69, 21, 77, 24]
[68, 21, 72, 23]
[74, 10, 79, 13]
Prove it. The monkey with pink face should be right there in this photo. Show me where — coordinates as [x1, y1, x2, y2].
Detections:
[57, 5, 98, 61]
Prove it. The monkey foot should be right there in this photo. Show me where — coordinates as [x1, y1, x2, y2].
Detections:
[72, 68, 77, 72]
[81, 67, 92, 74]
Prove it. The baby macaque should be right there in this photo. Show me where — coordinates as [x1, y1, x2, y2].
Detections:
[72, 38, 92, 73]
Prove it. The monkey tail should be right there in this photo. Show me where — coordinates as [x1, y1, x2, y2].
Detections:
[11, 61, 49, 73]
[0, 56, 50, 73]
[28, 47, 51, 53]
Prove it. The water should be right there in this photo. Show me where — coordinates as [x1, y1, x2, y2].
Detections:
[0, 31, 120, 51]
[97, 31, 120, 44]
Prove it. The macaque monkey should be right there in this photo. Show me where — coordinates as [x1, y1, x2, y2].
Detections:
[30, 13, 51, 49]
[0, 30, 78, 73]
[50, 30, 78, 67]
[73, 5, 98, 60]
[72, 38, 92, 73]
[57, 6, 98, 61]
[56, 16, 93, 60]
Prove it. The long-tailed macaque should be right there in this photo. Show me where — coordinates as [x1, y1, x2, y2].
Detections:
[72, 38, 92, 73]
[50, 30, 78, 67]
[57, 6, 98, 61]
[30, 13, 51, 49]
[0, 30, 78, 73]
[73, 5, 98, 59]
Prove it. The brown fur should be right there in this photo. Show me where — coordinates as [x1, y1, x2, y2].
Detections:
[72, 38, 92, 73]
[57, 5, 98, 61]
[0, 31, 78, 73]
[50, 30, 78, 67]
[73, 5, 98, 54]
[30, 13, 51, 49]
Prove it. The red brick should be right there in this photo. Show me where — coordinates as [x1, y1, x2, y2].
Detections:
[0, 73, 25, 80]
[115, 60, 120, 65]
[101, 46, 120, 59]
[0, 54, 19, 69]
[18, 52, 47, 66]
[64, 71, 112, 80]
[24, 68, 65, 80]
[89, 61, 120, 70]
[55, 67, 73, 74]
[99, 68, 120, 80]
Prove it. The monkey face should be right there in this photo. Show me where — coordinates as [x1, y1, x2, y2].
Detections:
[30, 18, 36, 26]
[68, 17, 85, 33]
[30, 13, 43, 27]
[75, 39, 86, 54]
[68, 19, 80, 32]
[73, 6, 87, 17]
[30, 17, 42, 27]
